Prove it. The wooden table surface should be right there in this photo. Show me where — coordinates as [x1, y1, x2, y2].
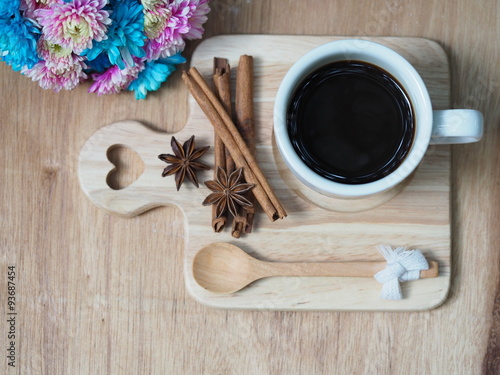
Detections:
[0, 1, 498, 374]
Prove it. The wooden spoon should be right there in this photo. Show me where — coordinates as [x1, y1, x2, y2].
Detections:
[192, 243, 439, 294]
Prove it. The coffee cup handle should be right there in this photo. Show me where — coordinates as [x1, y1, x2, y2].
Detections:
[431, 109, 483, 144]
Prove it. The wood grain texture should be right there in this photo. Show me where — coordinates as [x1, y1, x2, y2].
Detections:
[0, 0, 498, 374]
[78, 36, 451, 311]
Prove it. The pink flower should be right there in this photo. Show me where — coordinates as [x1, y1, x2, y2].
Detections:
[88, 58, 145, 95]
[35, 0, 111, 54]
[22, 54, 88, 92]
[180, 0, 210, 40]
[36, 37, 76, 71]
[143, 3, 171, 40]
[144, 0, 210, 61]
[21, 0, 63, 22]
[144, 32, 185, 61]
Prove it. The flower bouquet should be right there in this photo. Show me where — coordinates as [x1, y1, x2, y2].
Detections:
[0, 0, 210, 99]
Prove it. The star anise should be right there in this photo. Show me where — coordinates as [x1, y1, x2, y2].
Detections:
[202, 167, 255, 218]
[158, 135, 210, 190]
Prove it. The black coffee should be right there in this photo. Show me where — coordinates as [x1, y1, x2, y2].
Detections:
[287, 60, 414, 184]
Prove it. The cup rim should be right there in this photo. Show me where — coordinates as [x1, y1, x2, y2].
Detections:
[273, 39, 433, 198]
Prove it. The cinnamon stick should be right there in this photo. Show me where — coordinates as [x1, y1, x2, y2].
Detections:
[235, 56, 256, 152]
[232, 55, 256, 237]
[211, 58, 233, 232]
[182, 68, 287, 221]
[213, 58, 236, 174]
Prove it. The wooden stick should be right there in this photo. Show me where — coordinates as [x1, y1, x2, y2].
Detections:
[182, 69, 286, 222]
[211, 58, 232, 232]
[186, 67, 287, 221]
[232, 55, 256, 237]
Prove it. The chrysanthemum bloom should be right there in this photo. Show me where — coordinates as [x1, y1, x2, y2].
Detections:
[128, 54, 185, 99]
[144, 29, 184, 61]
[21, 0, 63, 21]
[0, 11, 40, 71]
[36, 0, 111, 54]
[143, 3, 170, 40]
[140, 0, 168, 12]
[22, 53, 88, 92]
[144, 0, 210, 61]
[89, 57, 145, 96]
[83, 0, 146, 70]
[1, 0, 21, 17]
[180, 0, 210, 40]
[37, 37, 76, 72]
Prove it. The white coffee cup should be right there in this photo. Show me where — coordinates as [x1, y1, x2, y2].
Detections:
[273, 39, 483, 198]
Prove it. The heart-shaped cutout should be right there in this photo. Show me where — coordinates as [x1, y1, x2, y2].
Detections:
[106, 145, 145, 190]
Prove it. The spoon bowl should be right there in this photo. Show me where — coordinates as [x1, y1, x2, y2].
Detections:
[192, 243, 260, 294]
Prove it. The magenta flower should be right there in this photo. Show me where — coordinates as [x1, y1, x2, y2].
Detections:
[22, 53, 88, 92]
[180, 0, 210, 40]
[21, 0, 63, 22]
[88, 58, 145, 96]
[35, 0, 111, 54]
[36, 37, 78, 73]
[143, 3, 171, 40]
[144, 0, 210, 61]
[144, 30, 185, 61]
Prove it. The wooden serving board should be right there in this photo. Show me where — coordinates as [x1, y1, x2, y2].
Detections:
[78, 35, 451, 311]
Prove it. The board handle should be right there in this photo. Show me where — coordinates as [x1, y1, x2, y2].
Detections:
[78, 120, 211, 217]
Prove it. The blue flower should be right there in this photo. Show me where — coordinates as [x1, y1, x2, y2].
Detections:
[128, 54, 186, 100]
[84, 52, 112, 73]
[0, 12, 40, 71]
[0, 0, 20, 18]
[83, 0, 146, 70]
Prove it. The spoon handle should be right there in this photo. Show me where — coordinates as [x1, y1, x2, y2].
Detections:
[258, 260, 439, 279]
